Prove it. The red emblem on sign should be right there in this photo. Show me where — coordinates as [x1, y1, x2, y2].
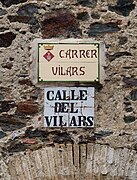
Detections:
[43, 51, 54, 62]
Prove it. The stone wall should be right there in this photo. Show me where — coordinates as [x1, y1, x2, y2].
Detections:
[0, 0, 137, 179]
[1, 143, 137, 179]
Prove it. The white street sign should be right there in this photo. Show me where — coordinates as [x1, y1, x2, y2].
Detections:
[44, 87, 94, 127]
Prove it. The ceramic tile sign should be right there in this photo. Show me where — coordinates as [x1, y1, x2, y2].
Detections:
[35, 39, 103, 83]
[44, 87, 94, 127]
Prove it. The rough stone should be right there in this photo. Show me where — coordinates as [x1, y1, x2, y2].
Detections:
[17, 101, 39, 115]
[28, 143, 42, 151]
[124, 115, 136, 123]
[123, 77, 137, 87]
[16, 73, 29, 78]
[124, 101, 131, 106]
[53, 132, 73, 143]
[8, 142, 28, 153]
[18, 78, 33, 86]
[41, 9, 81, 38]
[132, 143, 137, 151]
[9, 57, 14, 61]
[30, 24, 40, 33]
[0, 131, 6, 139]
[0, 8, 7, 16]
[0, 94, 4, 101]
[5, 144, 136, 179]
[0, 87, 11, 100]
[7, 4, 39, 32]
[119, 36, 128, 45]
[21, 138, 38, 144]
[17, 4, 38, 16]
[0, 32, 16, 48]
[77, 0, 97, 8]
[129, 90, 137, 101]
[0, 101, 16, 113]
[0, 0, 27, 7]
[88, 22, 120, 36]
[79, 135, 96, 143]
[91, 12, 100, 19]
[25, 128, 48, 138]
[1, 62, 13, 69]
[124, 97, 130, 102]
[0, 27, 9, 32]
[108, 0, 135, 16]
[109, 52, 132, 61]
[77, 11, 89, 21]
[0, 115, 27, 131]
[30, 89, 40, 100]
[8, 15, 38, 25]
[95, 131, 113, 139]
[125, 107, 133, 112]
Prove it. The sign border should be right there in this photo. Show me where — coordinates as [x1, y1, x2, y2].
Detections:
[37, 42, 100, 83]
[44, 86, 95, 128]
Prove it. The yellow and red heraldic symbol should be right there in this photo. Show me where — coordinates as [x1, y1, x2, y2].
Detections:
[43, 45, 54, 62]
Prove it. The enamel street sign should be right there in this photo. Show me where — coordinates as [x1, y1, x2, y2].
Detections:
[44, 87, 94, 127]
[31, 39, 106, 83]
[39, 42, 99, 82]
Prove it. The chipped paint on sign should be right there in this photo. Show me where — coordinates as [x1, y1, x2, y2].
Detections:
[44, 87, 94, 127]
